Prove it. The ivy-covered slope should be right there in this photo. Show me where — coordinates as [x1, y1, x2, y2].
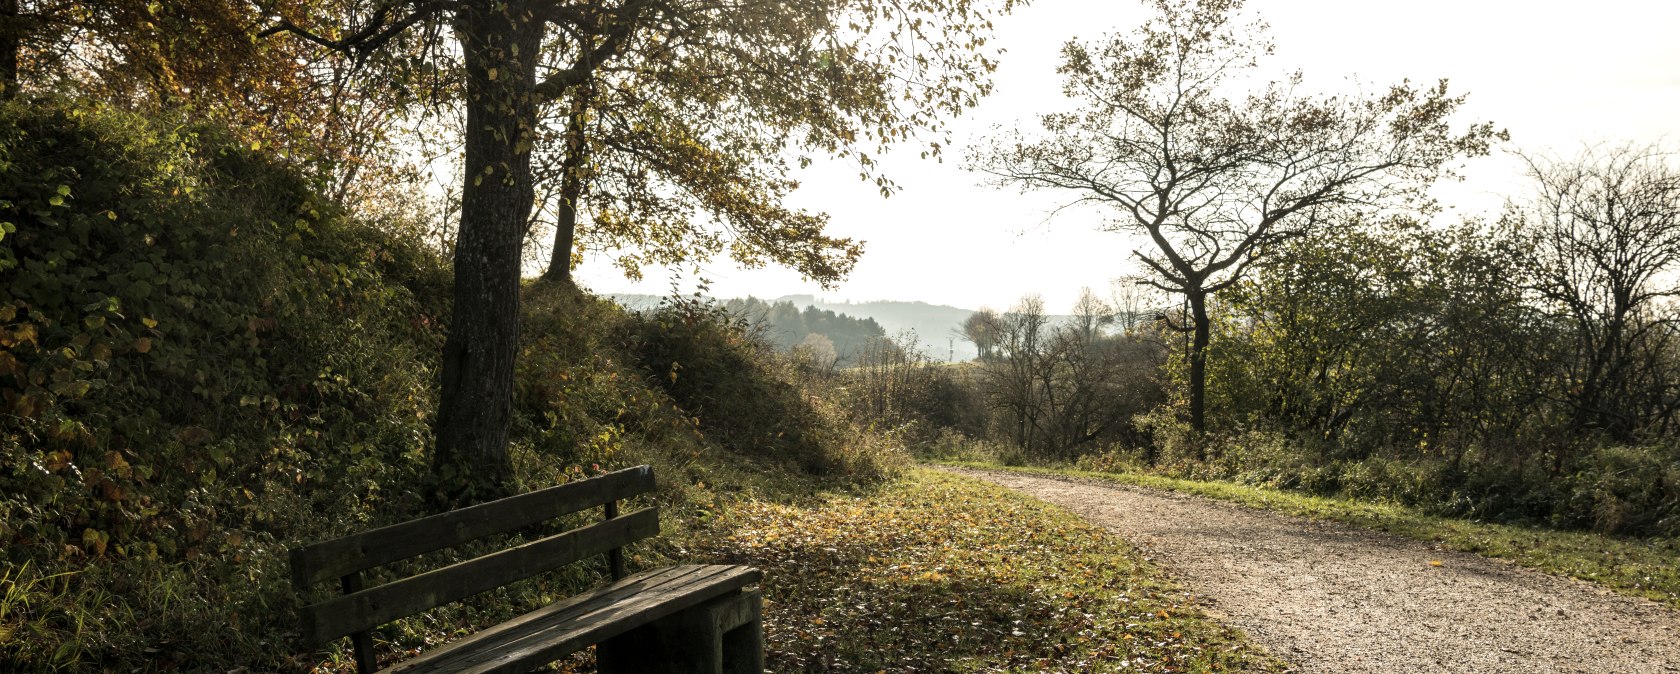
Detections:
[0, 100, 894, 672]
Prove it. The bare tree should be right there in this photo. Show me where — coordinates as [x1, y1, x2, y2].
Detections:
[975, 292, 1161, 459]
[970, 0, 1501, 431]
[853, 332, 927, 423]
[1510, 143, 1680, 445]
[982, 296, 1049, 449]
[1111, 280, 1166, 336]
[1040, 290, 1131, 457]
[1069, 287, 1115, 344]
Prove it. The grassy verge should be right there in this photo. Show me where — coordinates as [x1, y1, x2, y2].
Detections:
[941, 461, 1680, 610]
[680, 468, 1285, 673]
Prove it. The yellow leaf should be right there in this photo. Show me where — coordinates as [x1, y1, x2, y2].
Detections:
[1428, 560, 1443, 567]
[134, 337, 152, 353]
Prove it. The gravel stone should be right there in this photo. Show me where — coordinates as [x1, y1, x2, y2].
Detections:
[941, 466, 1680, 674]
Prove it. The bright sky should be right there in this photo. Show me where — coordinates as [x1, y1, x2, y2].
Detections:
[574, 0, 1680, 313]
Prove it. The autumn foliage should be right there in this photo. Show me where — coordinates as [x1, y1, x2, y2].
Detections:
[0, 100, 896, 670]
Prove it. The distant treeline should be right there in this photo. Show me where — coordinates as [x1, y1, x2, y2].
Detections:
[724, 297, 886, 365]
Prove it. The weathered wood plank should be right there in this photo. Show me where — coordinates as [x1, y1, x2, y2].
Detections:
[388, 566, 721, 674]
[385, 565, 761, 674]
[300, 507, 661, 645]
[475, 567, 759, 666]
[459, 569, 757, 674]
[291, 465, 655, 588]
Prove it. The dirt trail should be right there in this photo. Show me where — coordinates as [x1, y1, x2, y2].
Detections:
[941, 466, 1680, 674]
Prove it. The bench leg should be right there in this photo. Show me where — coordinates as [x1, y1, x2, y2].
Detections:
[717, 589, 763, 674]
[597, 589, 763, 674]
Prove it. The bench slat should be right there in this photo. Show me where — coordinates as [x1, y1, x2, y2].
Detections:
[291, 465, 655, 588]
[301, 506, 660, 646]
[385, 565, 762, 674]
[385, 565, 720, 673]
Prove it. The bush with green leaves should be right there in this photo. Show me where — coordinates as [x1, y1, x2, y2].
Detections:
[618, 293, 905, 480]
[0, 97, 454, 670]
[0, 98, 906, 671]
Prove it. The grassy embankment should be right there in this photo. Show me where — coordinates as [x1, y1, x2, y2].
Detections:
[940, 461, 1680, 610]
[0, 99, 1280, 672]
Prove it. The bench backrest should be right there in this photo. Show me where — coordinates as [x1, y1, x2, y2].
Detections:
[290, 465, 659, 666]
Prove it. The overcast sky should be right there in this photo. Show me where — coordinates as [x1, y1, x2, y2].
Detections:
[573, 0, 1680, 312]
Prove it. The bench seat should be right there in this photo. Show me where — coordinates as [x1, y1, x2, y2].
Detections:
[385, 565, 762, 674]
[291, 466, 763, 673]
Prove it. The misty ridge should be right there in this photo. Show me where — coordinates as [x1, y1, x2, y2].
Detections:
[610, 292, 1165, 363]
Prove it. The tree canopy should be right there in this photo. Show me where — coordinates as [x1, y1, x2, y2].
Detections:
[971, 0, 1501, 432]
[258, 0, 1016, 498]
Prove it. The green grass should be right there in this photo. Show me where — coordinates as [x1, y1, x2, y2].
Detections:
[681, 468, 1286, 673]
[941, 461, 1680, 610]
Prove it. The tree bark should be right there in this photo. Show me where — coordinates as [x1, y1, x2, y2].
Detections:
[432, 1, 543, 504]
[1187, 289, 1210, 436]
[542, 82, 590, 284]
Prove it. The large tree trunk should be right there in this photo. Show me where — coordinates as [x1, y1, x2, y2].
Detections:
[542, 83, 590, 284]
[1187, 289, 1210, 436]
[432, 2, 543, 504]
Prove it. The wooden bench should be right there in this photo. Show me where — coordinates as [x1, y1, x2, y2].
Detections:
[290, 465, 764, 674]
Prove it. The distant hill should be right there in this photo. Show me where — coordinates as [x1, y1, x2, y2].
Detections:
[606, 292, 980, 361]
[773, 295, 977, 361]
[721, 297, 886, 365]
[607, 293, 668, 312]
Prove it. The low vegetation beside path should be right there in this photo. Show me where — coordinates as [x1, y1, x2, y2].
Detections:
[946, 462, 1680, 610]
[681, 469, 1285, 673]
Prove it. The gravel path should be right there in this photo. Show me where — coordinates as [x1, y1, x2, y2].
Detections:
[940, 466, 1680, 674]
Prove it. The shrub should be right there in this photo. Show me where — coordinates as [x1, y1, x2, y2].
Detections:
[0, 98, 913, 672]
[0, 97, 453, 670]
[1564, 445, 1680, 536]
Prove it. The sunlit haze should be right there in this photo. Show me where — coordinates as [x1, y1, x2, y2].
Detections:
[574, 0, 1680, 313]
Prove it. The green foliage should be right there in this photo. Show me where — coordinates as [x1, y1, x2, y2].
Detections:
[1175, 215, 1680, 537]
[0, 97, 449, 670]
[1209, 217, 1550, 456]
[841, 335, 983, 440]
[620, 293, 904, 480]
[512, 284, 660, 480]
[0, 99, 904, 671]
[1564, 445, 1680, 536]
[685, 469, 1285, 673]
